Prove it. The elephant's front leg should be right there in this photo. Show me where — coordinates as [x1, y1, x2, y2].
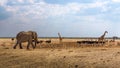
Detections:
[19, 43, 23, 49]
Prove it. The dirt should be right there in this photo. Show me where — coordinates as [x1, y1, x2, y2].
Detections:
[0, 38, 120, 68]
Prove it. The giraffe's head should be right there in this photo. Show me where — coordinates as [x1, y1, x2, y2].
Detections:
[105, 31, 108, 34]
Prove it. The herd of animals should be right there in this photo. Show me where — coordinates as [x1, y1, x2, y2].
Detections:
[77, 31, 108, 44]
[12, 31, 53, 49]
[10, 30, 111, 49]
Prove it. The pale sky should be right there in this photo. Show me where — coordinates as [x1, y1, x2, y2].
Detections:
[0, 0, 120, 37]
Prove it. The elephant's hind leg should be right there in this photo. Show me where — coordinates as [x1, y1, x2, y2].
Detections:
[13, 42, 18, 49]
[27, 42, 30, 49]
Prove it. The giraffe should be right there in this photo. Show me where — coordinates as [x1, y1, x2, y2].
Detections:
[58, 32, 62, 43]
[98, 31, 108, 42]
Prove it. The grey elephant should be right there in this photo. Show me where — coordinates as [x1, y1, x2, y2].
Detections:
[13, 31, 38, 49]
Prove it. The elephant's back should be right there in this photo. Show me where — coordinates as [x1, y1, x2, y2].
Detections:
[16, 31, 32, 42]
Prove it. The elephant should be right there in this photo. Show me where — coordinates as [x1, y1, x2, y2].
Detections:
[13, 31, 38, 49]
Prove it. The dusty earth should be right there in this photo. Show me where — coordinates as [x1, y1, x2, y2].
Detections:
[0, 38, 120, 68]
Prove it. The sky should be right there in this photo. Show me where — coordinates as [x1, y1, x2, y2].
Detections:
[0, 0, 120, 37]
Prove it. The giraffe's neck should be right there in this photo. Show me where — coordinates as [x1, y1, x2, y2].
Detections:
[102, 32, 107, 37]
[58, 33, 62, 39]
[58, 33, 61, 37]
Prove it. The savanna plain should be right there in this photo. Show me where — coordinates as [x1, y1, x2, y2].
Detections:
[0, 38, 120, 68]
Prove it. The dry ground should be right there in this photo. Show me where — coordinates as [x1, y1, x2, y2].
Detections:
[0, 38, 120, 68]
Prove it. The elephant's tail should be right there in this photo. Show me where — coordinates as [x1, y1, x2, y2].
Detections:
[11, 38, 15, 41]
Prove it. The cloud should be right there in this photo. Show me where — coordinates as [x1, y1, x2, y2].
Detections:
[0, 0, 7, 6]
[0, 0, 116, 19]
[0, 0, 110, 20]
[0, 6, 12, 20]
[112, 0, 120, 2]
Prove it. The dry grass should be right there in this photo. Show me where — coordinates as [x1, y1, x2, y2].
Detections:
[0, 38, 120, 68]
